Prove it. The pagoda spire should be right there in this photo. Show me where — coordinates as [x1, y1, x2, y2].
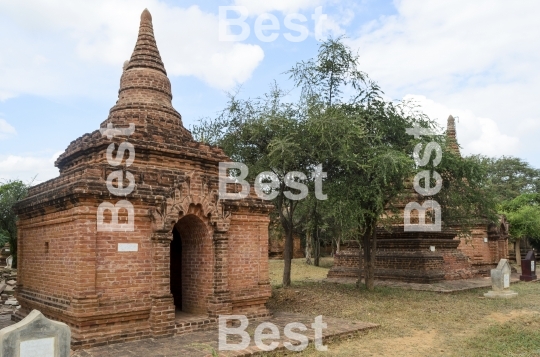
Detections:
[99, 8, 192, 144]
[446, 115, 461, 156]
[124, 9, 167, 74]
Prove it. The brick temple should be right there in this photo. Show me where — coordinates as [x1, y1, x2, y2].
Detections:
[14, 9, 273, 348]
[328, 116, 509, 283]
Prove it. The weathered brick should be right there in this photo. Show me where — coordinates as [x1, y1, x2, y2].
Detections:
[13, 9, 273, 349]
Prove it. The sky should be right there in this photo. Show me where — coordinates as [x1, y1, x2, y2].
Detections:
[0, 0, 539, 184]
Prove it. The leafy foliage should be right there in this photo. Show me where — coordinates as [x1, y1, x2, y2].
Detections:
[0, 180, 29, 267]
[499, 193, 540, 243]
[470, 155, 540, 202]
[191, 38, 499, 289]
[431, 152, 499, 232]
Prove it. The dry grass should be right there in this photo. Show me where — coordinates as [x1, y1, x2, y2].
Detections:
[269, 257, 334, 287]
[267, 258, 540, 357]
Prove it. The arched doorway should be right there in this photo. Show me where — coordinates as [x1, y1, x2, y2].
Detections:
[170, 214, 213, 315]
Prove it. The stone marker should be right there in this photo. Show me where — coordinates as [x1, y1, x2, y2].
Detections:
[519, 250, 537, 282]
[0, 309, 70, 357]
[484, 259, 518, 299]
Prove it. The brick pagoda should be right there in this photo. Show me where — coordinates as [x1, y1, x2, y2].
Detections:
[328, 116, 509, 282]
[447, 116, 509, 274]
[14, 9, 273, 349]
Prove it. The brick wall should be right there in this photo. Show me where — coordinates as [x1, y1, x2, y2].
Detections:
[328, 230, 478, 283]
[13, 9, 273, 349]
[228, 211, 271, 316]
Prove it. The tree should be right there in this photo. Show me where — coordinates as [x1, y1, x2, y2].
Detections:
[194, 85, 314, 287]
[471, 156, 540, 202]
[287, 36, 369, 107]
[330, 102, 445, 290]
[193, 38, 497, 291]
[288, 38, 432, 290]
[499, 193, 540, 264]
[0, 229, 8, 247]
[431, 151, 499, 234]
[291, 39, 498, 290]
[0, 180, 29, 268]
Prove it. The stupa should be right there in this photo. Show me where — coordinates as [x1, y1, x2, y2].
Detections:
[14, 9, 273, 348]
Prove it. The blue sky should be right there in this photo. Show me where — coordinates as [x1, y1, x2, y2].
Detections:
[0, 0, 539, 184]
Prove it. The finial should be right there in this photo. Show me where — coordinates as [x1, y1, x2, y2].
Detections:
[141, 8, 152, 23]
[447, 115, 456, 128]
[127, 8, 166, 74]
[446, 115, 460, 156]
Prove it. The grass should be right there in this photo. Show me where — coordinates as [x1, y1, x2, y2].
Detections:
[267, 258, 540, 357]
[464, 316, 540, 356]
[269, 257, 334, 288]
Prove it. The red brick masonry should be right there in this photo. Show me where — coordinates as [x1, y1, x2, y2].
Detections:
[328, 229, 479, 283]
[14, 9, 273, 349]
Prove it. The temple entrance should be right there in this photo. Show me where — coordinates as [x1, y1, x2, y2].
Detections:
[170, 214, 213, 315]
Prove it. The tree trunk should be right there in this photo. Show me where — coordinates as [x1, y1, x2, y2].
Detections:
[282, 222, 293, 287]
[367, 228, 377, 290]
[362, 227, 373, 290]
[336, 235, 341, 254]
[305, 231, 312, 265]
[9, 233, 17, 269]
[282, 200, 295, 287]
[364, 231, 372, 291]
[356, 239, 364, 288]
[314, 231, 320, 266]
[516, 239, 522, 266]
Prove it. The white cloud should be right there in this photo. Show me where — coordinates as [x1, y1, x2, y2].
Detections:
[347, 0, 540, 165]
[0, 0, 265, 97]
[0, 152, 61, 184]
[225, 0, 347, 42]
[404, 94, 520, 157]
[232, 0, 324, 15]
[154, 5, 264, 89]
[0, 119, 16, 140]
[348, 1, 540, 95]
[316, 8, 353, 39]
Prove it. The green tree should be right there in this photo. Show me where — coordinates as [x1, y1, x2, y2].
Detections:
[499, 193, 540, 264]
[471, 156, 540, 202]
[287, 36, 369, 106]
[0, 180, 29, 268]
[0, 229, 8, 247]
[431, 151, 499, 234]
[289, 38, 497, 290]
[194, 85, 314, 287]
[288, 38, 429, 290]
[193, 38, 497, 291]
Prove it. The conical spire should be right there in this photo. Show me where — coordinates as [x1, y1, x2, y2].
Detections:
[125, 9, 166, 74]
[116, 8, 173, 108]
[96, 9, 193, 144]
[446, 115, 461, 156]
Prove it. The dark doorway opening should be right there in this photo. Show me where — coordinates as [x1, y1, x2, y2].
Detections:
[170, 227, 182, 309]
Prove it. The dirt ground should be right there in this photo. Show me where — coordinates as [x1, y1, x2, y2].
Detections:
[267, 258, 540, 357]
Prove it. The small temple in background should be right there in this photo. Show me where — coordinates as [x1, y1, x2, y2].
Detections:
[447, 115, 509, 275]
[328, 115, 509, 282]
